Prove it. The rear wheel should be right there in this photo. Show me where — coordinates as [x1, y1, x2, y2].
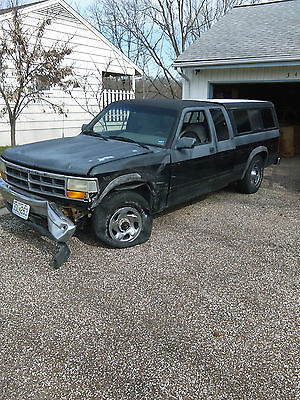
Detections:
[92, 190, 153, 248]
[238, 155, 264, 194]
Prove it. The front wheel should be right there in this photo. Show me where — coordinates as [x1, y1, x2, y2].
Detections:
[92, 190, 153, 248]
[238, 155, 264, 194]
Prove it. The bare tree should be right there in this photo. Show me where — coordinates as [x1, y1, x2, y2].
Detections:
[89, 0, 251, 98]
[69, 62, 110, 118]
[0, 0, 24, 7]
[69, 40, 138, 116]
[0, 8, 75, 146]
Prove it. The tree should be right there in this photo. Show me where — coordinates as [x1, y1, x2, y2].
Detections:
[0, 7, 75, 146]
[88, 0, 252, 98]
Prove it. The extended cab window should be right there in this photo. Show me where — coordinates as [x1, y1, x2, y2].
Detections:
[210, 108, 229, 141]
[180, 110, 211, 145]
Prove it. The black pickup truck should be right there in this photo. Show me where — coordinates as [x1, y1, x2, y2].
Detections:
[0, 99, 280, 266]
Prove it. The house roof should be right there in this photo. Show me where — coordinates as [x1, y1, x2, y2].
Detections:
[0, 0, 142, 75]
[174, 0, 300, 69]
[0, 1, 48, 15]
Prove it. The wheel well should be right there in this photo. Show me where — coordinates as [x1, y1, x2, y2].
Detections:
[256, 151, 268, 164]
[241, 149, 268, 179]
[110, 183, 153, 208]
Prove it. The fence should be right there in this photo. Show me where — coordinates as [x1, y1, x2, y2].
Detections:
[101, 89, 135, 110]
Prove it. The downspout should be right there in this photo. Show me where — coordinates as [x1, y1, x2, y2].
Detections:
[175, 67, 191, 99]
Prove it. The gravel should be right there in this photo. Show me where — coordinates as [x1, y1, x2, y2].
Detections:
[0, 195, 5, 209]
[0, 176, 299, 399]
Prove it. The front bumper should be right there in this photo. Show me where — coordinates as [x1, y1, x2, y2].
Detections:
[0, 178, 76, 242]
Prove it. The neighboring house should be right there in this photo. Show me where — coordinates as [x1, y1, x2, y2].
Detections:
[0, 0, 142, 146]
[173, 0, 300, 157]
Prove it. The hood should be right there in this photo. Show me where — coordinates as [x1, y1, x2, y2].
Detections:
[2, 135, 150, 176]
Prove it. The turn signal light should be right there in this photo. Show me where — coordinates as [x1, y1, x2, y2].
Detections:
[66, 190, 86, 200]
[0, 171, 6, 180]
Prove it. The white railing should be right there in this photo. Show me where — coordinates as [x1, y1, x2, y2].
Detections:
[101, 89, 135, 110]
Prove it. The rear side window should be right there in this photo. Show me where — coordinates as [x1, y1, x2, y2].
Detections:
[233, 107, 276, 135]
[210, 108, 230, 141]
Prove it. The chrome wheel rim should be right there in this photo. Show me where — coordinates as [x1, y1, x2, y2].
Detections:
[250, 164, 262, 187]
[108, 206, 142, 242]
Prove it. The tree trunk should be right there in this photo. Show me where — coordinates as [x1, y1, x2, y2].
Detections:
[10, 118, 16, 147]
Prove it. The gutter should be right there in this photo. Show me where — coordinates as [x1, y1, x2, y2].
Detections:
[173, 58, 300, 70]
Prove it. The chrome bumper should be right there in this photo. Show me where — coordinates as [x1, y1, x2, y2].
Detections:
[0, 178, 76, 242]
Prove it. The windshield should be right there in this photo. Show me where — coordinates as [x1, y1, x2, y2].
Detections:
[83, 103, 178, 147]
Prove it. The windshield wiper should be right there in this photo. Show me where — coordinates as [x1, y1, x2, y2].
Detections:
[109, 135, 150, 150]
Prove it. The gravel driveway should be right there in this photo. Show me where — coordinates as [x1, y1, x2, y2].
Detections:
[0, 170, 299, 399]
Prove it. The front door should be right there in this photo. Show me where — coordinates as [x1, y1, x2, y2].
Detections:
[207, 107, 237, 190]
[168, 109, 217, 206]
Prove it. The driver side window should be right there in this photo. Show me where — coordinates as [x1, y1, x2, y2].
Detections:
[180, 111, 211, 146]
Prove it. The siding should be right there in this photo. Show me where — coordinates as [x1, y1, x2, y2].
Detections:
[182, 65, 300, 99]
[0, 7, 137, 146]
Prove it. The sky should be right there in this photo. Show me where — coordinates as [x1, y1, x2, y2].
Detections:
[64, 0, 94, 14]
[12, 0, 94, 14]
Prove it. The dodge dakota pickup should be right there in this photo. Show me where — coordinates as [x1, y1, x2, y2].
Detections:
[0, 99, 280, 267]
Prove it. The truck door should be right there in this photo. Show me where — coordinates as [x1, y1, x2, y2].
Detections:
[168, 109, 217, 206]
[207, 107, 237, 191]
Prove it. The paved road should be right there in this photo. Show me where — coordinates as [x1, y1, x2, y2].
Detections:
[0, 165, 299, 399]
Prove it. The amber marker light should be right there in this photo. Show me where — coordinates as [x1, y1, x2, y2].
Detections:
[0, 171, 6, 179]
[66, 190, 86, 200]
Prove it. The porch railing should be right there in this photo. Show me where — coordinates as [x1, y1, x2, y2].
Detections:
[101, 89, 135, 110]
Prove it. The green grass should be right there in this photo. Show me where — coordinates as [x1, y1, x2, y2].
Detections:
[0, 146, 9, 155]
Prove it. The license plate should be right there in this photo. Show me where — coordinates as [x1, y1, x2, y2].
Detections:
[12, 199, 30, 220]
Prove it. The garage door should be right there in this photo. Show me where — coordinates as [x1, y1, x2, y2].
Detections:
[212, 82, 300, 158]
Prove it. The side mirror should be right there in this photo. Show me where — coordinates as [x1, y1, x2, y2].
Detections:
[81, 123, 88, 132]
[176, 137, 196, 150]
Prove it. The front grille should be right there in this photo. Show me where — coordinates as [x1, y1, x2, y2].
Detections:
[4, 162, 67, 198]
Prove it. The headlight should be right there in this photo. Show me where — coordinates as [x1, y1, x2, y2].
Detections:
[0, 159, 6, 179]
[66, 178, 98, 199]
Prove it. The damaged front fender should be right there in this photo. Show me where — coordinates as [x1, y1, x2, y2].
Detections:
[97, 173, 143, 203]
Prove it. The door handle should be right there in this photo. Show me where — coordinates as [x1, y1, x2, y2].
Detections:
[209, 147, 215, 154]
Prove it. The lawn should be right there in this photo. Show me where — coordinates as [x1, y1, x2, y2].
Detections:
[0, 146, 9, 155]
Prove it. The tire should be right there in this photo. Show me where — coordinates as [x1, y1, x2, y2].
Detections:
[92, 190, 153, 248]
[238, 155, 264, 194]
